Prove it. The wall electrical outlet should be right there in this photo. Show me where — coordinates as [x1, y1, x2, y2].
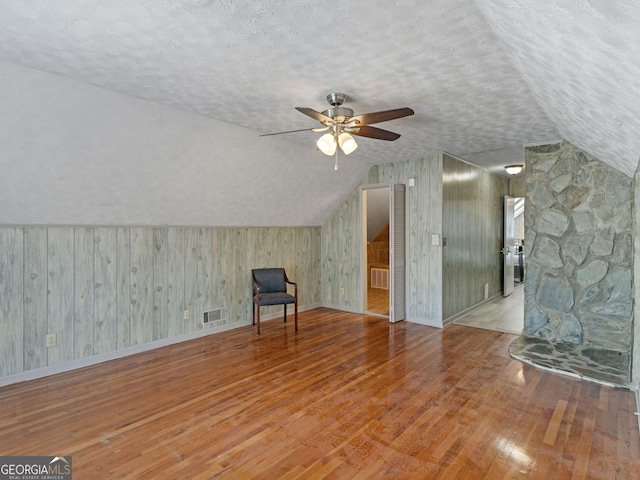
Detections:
[46, 333, 56, 348]
[183, 309, 190, 320]
[339, 287, 345, 296]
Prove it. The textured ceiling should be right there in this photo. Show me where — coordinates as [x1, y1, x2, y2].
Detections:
[0, 0, 638, 225]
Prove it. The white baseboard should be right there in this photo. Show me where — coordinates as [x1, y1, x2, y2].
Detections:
[257, 303, 321, 322]
[406, 316, 443, 328]
[0, 322, 242, 388]
[318, 304, 444, 328]
[321, 302, 361, 314]
[444, 292, 503, 325]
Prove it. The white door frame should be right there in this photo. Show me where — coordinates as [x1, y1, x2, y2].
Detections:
[389, 183, 406, 323]
[503, 195, 516, 297]
[360, 183, 407, 321]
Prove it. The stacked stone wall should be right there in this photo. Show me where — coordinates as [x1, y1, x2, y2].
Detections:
[524, 141, 633, 380]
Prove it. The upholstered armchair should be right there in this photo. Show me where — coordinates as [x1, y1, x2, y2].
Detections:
[252, 268, 298, 335]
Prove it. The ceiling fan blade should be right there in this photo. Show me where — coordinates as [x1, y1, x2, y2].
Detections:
[259, 127, 316, 137]
[350, 125, 401, 141]
[350, 107, 414, 126]
[295, 107, 334, 124]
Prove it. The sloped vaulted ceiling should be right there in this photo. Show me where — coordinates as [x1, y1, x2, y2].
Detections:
[475, 0, 640, 177]
[0, 1, 638, 226]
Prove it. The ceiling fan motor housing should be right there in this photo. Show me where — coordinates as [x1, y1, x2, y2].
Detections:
[322, 107, 355, 124]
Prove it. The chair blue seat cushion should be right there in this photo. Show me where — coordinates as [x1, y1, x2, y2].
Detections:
[255, 292, 296, 306]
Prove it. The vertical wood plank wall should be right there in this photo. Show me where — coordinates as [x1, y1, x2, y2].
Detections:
[0, 226, 320, 379]
[442, 154, 509, 321]
[509, 178, 526, 197]
[321, 154, 444, 324]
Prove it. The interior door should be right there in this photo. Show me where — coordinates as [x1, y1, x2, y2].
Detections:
[389, 184, 406, 322]
[503, 195, 515, 297]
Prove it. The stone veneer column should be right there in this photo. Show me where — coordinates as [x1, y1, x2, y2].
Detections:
[633, 167, 640, 388]
[523, 141, 633, 382]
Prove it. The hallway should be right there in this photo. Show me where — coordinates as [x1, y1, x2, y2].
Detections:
[453, 284, 524, 335]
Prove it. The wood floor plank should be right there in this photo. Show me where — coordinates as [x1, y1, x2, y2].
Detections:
[543, 399, 569, 446]
[1, 307, 639, 479]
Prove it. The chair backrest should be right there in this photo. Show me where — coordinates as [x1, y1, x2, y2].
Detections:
[252, 268, 286, 294]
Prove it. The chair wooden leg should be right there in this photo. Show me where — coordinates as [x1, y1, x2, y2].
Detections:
[284, 304, 287, 323]
[294, 300, 298, 331]
[256, 302, 261, 335]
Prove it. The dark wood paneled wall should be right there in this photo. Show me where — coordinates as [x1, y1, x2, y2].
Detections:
[442, 154, 509, 320]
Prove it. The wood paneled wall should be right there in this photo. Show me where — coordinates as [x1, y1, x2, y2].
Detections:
[509, 178, 526, 197]
[321, 154, 444, 324]
[367, 223, 389, 266]
[442, 154, 509, 320]
[0, 226, 320, 379]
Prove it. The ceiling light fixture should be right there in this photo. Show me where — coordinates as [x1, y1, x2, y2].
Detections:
[261, 93, 414, 171]
[338, 132, 357, 155]
[317, 129, 358, 170]
[317, 133, 337, 156]
[505, 164, 524, 175]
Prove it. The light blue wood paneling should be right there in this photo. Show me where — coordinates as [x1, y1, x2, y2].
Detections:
[184, 227, 200, 333]
[153, 228, 169, 341]
[296, 227, 321, 307]
[221, 228, 246, 324]
[321, 154, 444, 323]
[47, 228, 75, 366]
[0, 228, 24, 376]
[74, 227, 94, 358]
[167, 228, 186, 337]
[23, 228, 47, 371]
[0, 225, 320, 380]
[131, 228, 154, 345]
[116, 228, 132, 349]
[94, 227, 117, 355]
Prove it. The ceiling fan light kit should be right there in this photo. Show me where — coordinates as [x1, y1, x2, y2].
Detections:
[338, 132, 357, 155]
[317, 133, 337, 156]
[261, 93, 414, 170]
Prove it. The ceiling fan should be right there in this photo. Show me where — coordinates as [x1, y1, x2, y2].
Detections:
[260, 93, 414, 169]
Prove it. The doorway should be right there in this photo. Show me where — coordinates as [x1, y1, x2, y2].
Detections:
[455, 195, 524, 334]
[361, 184, 406, 322]
[513, 197, 525, 286]
[363, 186, 390, 317]
[503, 195, 525, 297]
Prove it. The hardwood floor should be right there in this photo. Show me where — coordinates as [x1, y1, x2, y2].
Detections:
[1, 308, 638, 479]
[366, 287, 389, 316]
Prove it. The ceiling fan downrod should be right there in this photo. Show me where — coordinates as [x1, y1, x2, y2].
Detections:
[326, 92, 347, 107]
